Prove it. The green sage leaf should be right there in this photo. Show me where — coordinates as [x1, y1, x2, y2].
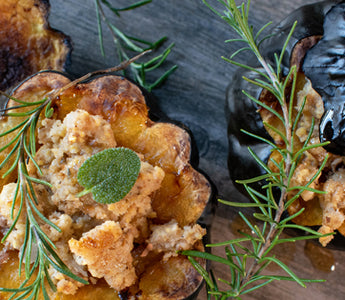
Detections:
[77, 147, 141, 204]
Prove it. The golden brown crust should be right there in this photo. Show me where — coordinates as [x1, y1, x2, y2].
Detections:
[0, 0, 71, 91]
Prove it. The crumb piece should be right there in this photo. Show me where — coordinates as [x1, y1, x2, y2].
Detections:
[49, 267, 85, 295]
[318, 225, 335, 247]
[69, 221, 136, 291]
[42, 213, 89, 294]
[318, 169, 345, 245]
[144, 220, 206, 259]
[41, 212, 73, 242]
[289, 157, 320, 201]
[0, 183, 26, 250]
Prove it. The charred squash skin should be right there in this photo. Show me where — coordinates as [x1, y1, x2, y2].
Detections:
[303, 3, 345, 155]
[227, 0, 345, 246]
[0, 0, 71, 91]
[0, 72, 212, 299]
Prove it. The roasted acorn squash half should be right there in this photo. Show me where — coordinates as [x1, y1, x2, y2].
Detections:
[0, 0, 71, 91]
[0, 71, 213, 299]
[227, 0, 345, 247]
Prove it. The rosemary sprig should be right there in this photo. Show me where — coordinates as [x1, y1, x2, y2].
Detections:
[0, 53, 148, 300]
[183, 1, 331, 299]
[0, 97, 88, 300]
[94, 0, 177, 91]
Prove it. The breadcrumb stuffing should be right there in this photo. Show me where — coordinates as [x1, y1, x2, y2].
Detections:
[292, 82, 345, 245]
[108, 161, 164, 239]
[266, 78, 345, 246]
[0, 109, 205, 295]
[32, 109, 117, 214]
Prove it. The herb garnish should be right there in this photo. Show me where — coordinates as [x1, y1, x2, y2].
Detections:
[77, 148, 141, 204]
[94, 0, 178, 91]
[183, 0, 331, 299]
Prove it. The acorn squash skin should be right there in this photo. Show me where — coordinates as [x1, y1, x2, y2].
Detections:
[0, 71, 212, 300]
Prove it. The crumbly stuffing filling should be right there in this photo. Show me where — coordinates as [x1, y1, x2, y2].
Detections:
[69, 221, 136, 291]
[0, 109, 205, 294]
[265, 78, 345, 246]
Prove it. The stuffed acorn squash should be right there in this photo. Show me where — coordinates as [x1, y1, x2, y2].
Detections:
[0, 71, 212, 299]
[227, 0, 345, 247]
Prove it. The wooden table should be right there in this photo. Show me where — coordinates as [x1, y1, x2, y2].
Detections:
[48, 0, 345, 299]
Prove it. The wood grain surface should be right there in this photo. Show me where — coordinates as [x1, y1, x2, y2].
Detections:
[46, 1, 345, 299]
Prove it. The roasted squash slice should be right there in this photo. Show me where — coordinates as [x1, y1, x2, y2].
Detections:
[0, 0, 71, 91]
[0, 71, 212, 299]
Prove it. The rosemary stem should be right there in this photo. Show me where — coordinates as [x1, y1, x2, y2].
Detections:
[239, 70, 294, 287]
[257, 56, 280, 93]
[228, 0, 294, 286]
